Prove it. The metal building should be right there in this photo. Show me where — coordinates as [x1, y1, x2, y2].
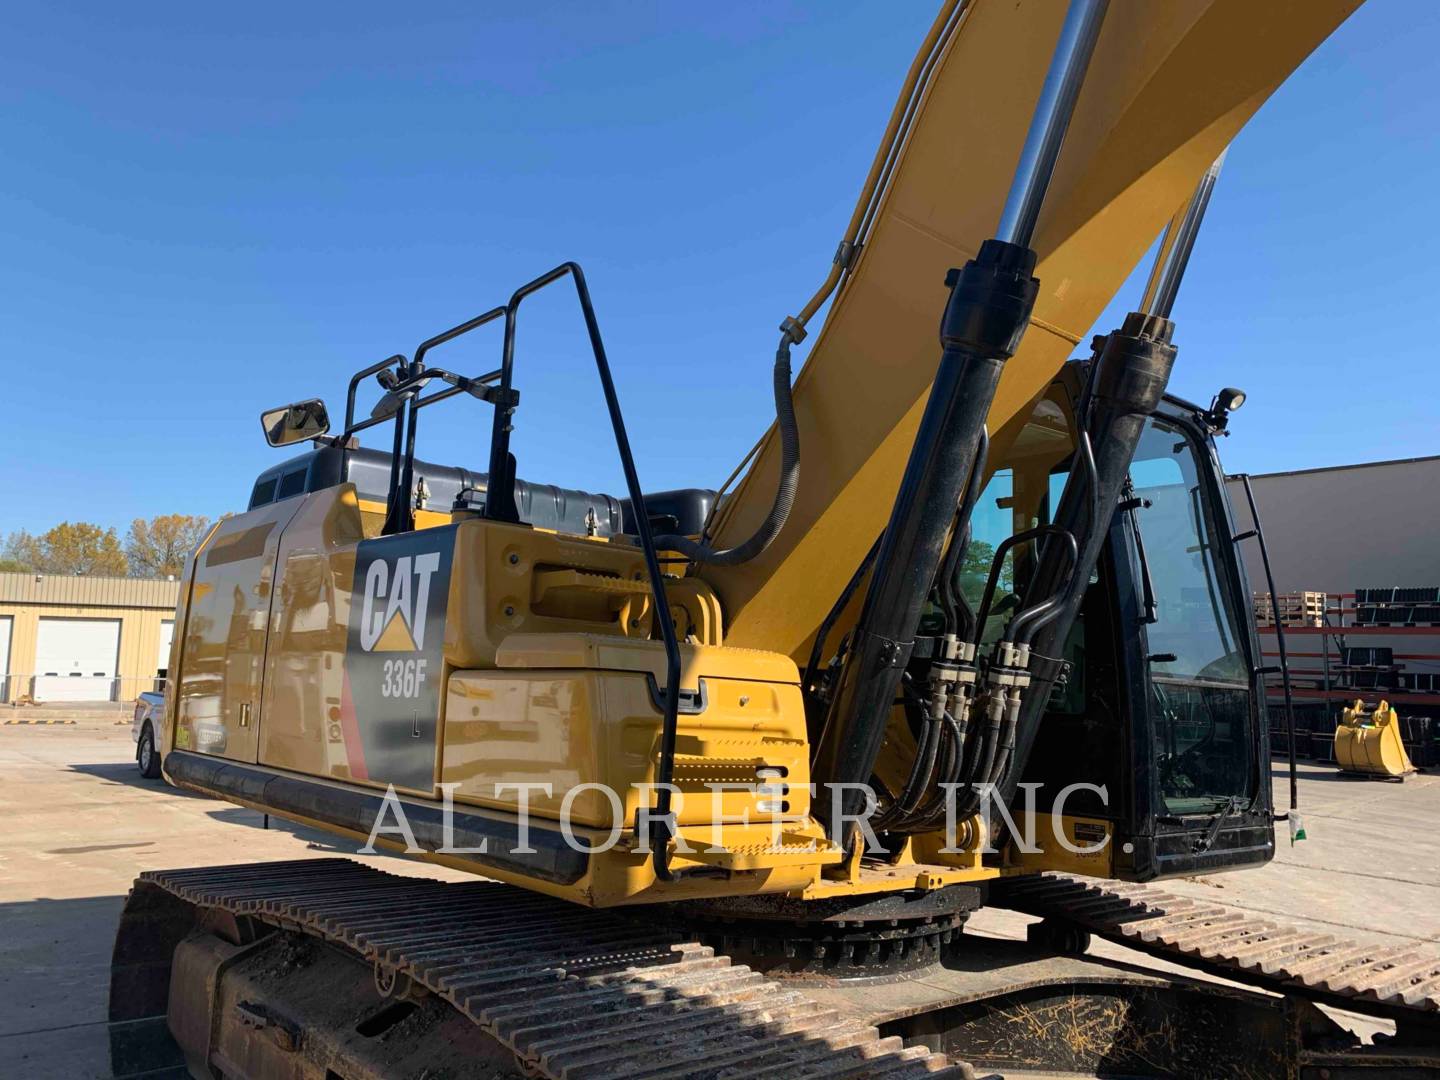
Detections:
[0, 572, 181, 705]
[1227, 455, 1440, 762]
[1227, 454, 1440, 593]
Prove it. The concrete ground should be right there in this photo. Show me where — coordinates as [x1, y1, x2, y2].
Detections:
[1, 721, 1436, 1078]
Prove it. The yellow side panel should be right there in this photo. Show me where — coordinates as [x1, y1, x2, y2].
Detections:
[446, 520, 651, 669]
[173, 497, 303, 762]
[1004, 814, 1115, 878]
[258, 485, 364, 779]
[442, 666, 810, 829]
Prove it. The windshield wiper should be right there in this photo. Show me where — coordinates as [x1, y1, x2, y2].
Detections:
[1192, 794, 1248, 854]
[1119, 476, 1157, 624]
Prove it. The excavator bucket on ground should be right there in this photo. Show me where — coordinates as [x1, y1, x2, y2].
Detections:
[1335, 698, 1418, 779]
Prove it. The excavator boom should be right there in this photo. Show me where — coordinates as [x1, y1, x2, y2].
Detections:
[702, 0, 1359, 660]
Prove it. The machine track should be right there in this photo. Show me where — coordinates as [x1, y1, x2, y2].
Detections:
[134, 859, 970, 1080]
[992, 871, 1440, 1026]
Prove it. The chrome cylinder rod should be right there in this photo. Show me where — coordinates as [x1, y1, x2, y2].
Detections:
[1139, 149, 1228, 319]
[995, 0, 1110, 249]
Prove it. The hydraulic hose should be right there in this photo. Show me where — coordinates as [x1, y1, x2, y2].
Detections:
[652, 329, 799, 565]
[937, 429, 989, 641]
[907, 708, 965, 829]
[875, 677, 943, 831]
[996, 311, 1178, 810]
[792, 0, 969, 329]
[686, 3, 972, 564]
[803, 532, 883, 698]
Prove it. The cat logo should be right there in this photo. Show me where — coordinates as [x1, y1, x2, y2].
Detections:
[358, 552, 442, 653]
[342, 529, 455, 791]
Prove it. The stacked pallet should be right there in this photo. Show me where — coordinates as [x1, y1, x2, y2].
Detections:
[1255, 590, 1326, 628]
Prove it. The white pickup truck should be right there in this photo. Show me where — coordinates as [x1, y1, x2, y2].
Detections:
[132, 690, 165, 778]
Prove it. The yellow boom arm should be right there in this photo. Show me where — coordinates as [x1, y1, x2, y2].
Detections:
[699, 0, 1359, 662]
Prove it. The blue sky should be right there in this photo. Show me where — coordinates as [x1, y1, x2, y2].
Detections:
[2, 2, 1435, 537]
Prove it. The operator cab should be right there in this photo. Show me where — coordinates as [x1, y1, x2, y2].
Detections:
[970, 362, 1270, 879]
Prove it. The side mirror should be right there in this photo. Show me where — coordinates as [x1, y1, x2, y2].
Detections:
[260, 399, 331, 447]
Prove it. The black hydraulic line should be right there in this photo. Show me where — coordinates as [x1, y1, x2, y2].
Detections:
[971, 525, 1078, 645]
[875, 678, 944, 830]
[936, 523, 973, 637]
[811, 238, 1040, 850]
[894, 707, 965, 831]
[803, 532, 883, 701]
[1033, 429, 1099, 635]
[809, 0, 1107, 849]
[996, 311, 1178, 808]
[1237, 473, 1298, 818]
[651, 327, 801, 566]
[938, 429, 990, 642]
[884, 426, 992, 829]
[940, 523, 1079, 823]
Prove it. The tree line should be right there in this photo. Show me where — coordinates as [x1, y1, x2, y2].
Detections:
[0, 515, 219, 579]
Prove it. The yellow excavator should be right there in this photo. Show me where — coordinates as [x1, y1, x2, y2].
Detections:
[111, 1, 1440, 1076]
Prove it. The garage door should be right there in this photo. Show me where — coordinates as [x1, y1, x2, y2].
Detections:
[34, 618, 121, 702]
[0, 616, 11, 704]
[157, 619, 175, 687]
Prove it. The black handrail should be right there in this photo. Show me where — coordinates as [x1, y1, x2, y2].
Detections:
[344, 354, 406, 433]
[497, 263, 683, 879]
[415, 306, 506, 368]
[1234, 473, 1298, 822]
[341, 366, 505, 440]
[331, 264, 683, 877]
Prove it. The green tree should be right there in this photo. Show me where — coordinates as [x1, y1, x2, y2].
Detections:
[126, 514, 213, 578]
[958, 539, 1015, 597]
[961, 539, 997, 581]
[4, 522, 127, 576]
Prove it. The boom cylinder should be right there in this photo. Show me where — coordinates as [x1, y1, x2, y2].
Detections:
[811, 0, 1108, 849]
[996, 0, 1111, 249]
[1139, 151, 1227, 320]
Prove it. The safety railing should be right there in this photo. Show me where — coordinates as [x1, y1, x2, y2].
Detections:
[337, 262, 683, 879]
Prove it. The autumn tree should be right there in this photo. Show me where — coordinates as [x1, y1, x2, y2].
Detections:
[1, 523, 128, 576]
[0, 531, 37, 571]
[126, 514, 213, 578]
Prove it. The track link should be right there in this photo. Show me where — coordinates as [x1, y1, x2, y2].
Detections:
[992, 872, 1440, 1025]
[139, 859, 970, 1079]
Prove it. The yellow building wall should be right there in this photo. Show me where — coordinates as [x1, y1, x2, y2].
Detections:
[0, 603, 175, 704]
